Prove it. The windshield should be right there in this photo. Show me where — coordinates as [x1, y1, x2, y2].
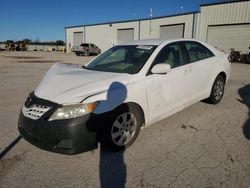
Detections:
[85, 45, 156, 74]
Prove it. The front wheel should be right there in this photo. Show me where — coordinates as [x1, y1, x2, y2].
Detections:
[105, 105, 142, 151]
[206, 75, 225, 104]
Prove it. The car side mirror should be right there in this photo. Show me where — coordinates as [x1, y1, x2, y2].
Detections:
[151, 64, 171, 74]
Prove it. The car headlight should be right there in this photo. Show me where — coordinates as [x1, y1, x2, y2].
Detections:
[48, 102, 98, 121]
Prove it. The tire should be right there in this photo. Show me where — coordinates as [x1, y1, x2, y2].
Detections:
[85, 51, 89, 56]
[206, 75, 225, 104]
[246, 56, 250, 64]
[105, 104, 142, 151]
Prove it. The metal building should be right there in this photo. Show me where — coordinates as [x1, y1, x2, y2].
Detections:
[65, 0, 250, 53]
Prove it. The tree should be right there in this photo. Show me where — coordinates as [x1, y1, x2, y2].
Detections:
[55, 40, 65, 45]
[23, 38, 32, 44]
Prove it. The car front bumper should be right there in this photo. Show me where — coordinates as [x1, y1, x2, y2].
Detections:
[18, 94, 100, 155]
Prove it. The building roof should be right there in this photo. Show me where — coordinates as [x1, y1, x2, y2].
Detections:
[200, 0, 249, 7]
[65, 11, 199, 29]
[65, 0, 249, 29]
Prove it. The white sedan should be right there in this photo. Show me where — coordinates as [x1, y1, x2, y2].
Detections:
[18, 39, 231, 154]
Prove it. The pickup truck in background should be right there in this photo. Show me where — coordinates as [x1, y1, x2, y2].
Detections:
[72, 43, 101, 56]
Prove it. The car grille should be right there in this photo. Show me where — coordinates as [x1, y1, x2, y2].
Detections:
[22, 104, 51, 120]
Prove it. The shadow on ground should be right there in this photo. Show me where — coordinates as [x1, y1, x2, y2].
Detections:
[99, 144, 126, 188]
[238, 84, 250, 140]
[86, 81, 128, 188]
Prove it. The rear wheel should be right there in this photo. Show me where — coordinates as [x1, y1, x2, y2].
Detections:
[206, 75, 225, 104]
[85, 51, 89, 56]
[105, 105, 142, 151]
[246, 56, 250, 64]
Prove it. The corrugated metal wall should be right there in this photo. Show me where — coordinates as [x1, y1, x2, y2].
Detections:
[85, 21, 139, 52]
[117, 28, 135, 44]
[207, 24, 250, 53]
[66, 1, 250, 53]
[140, 14, 193, 40]
[196, 1, 250, 41]
[66, 26, 85, 52]
[160, 24, 184, 39]
[66, 14, 193, 52]
[73, 32, 84, 46]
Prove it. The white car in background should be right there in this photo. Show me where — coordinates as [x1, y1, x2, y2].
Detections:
[18, 39, 231, 154]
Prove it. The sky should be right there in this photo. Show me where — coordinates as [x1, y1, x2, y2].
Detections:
[0, 0, 225, 42]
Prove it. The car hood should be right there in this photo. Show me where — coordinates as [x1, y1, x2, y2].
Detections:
[34, 63, 132, 104]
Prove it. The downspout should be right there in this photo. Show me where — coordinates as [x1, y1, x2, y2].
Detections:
[84, 26, 86, 43]
[138, 20, 141, 40]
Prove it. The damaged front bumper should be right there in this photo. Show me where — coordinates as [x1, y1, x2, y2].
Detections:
[18, 94, 99, 155]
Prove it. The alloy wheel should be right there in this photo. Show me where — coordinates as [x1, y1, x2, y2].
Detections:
[214, 80, 224, 101]
[111, 112, 137, 146]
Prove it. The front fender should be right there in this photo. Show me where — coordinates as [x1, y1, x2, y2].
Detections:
[83, 82, 128, 114]
[82, 80, 149, 125]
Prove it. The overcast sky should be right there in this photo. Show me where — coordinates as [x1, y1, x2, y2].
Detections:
[0, 0, 224, 42]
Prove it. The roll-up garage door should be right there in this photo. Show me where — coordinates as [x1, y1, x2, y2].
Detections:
[160, 24, 184, 40]
[118, 29, 134, 44]
[207, 24, 250, 53]
[73, 32, 84, 46]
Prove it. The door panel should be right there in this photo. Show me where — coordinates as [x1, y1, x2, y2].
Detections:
[145, 42, 192, 122]
[146, 64, 192, 121]
[184, 41, 215, 100]
[190, 58, 215, 99]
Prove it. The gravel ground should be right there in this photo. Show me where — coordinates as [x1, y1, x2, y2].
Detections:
[0, 51, 249, 188]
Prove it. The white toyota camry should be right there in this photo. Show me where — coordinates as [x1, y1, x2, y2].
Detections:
[18, 39, 231, 154]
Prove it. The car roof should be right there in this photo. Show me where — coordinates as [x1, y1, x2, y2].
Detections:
[124, 39, 165, 46]
[123, 38, 202, 46]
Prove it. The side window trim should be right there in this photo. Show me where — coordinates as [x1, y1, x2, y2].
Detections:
[180, 41, 190, 65]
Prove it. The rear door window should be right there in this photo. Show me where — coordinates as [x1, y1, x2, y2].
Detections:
[184, 41, 214, 63]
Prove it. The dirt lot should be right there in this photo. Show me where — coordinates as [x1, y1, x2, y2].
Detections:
[0, 51, 249, 188]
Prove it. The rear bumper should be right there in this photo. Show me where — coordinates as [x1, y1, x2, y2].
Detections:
[18, 94, 101, 155]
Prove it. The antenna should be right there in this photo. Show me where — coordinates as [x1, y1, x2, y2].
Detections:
[149, 8, 153, 35]
[150, 8, 153, 18]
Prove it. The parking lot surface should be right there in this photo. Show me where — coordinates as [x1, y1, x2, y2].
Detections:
[0, 51, 249, 188]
